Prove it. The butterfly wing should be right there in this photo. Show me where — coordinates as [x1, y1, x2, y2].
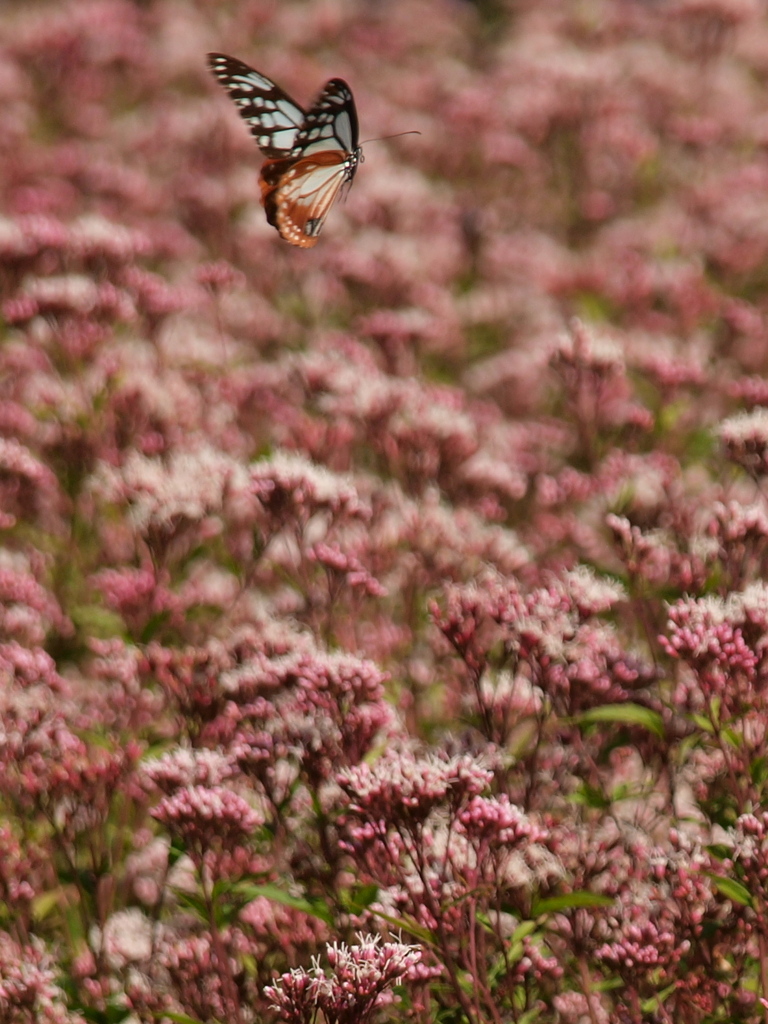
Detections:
[208, 56, 362, 246]
[207, 53, 306, 157]
[261, 152, 351, 248]
[293, 78, 359, 158]
[262, 79, 361, 247]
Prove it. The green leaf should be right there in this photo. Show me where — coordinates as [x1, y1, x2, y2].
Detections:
[365, 906, 437, 947]
[80, 1006, 134, 1024]
[708, 874, 753, 908]
[570, 780, 610, 810]
[517, 1009, 544, 1024]
[721, 726, 741, 749]
[573, 703, 664, 738]
[68, 604, 126, 639]
[750, 755, 768, 786]
[506, 940, 525, 965]
[343, 883, 379, 913]
[232, 883, 335, 926]
[511, 919, 539, 943]
[32, 889, 62, 922]
[533, 891, 615, 915]
[140, 609, 172, 643]
[641, 981, 678, 1014]
[173, 890, 208, 918]
[705, 844, 732, 862]
[155, 1014, 206, 1024]
[608, 782, 634, 803]
[595, 976, 626, 993]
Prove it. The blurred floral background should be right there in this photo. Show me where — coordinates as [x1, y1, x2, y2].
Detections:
[5, 0, 768, 1022]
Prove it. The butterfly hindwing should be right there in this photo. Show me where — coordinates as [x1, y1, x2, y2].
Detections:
[268, 152, 351, 248]
[208, 53, 362, 246]
[207, 53, 305, 157]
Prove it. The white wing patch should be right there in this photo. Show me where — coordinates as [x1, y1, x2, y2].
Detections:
[271, 129, 301, 151]
[277, 101, 300, 119]
[334, 111, 353, 151]
[207, 53, 306, 158]
[231, 71, 274, 91]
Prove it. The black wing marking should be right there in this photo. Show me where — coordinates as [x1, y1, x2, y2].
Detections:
[291, 78, 359, 158]
[207, 52, 306, 158]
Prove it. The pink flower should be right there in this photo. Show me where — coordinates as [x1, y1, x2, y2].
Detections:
[90, 566, 181, 633]
[593, 916, 690, 975]
[17, 273, 133, 320]
[0, 933, 86, 1024]
[0, 641, 65, 690]
[69, 214, 151, 264]
[139, 747, 233, 794]
[240, 895, 329, 949]
[0, 438, 61, 529]
[225, 645, 395, 788]
[0, 709, 139, 841]
[265, 935, 421, 1024]
[718, 409, 768, 477]
[307, 541, 387, 597]
[195, 259, 244, 291]
[150, 784, 262, 855]
[98, 907, 153, 968]
[339, 748, 493, 825]
[155, 933, 232, 1022]
[0, 822, 42, 908]
[124, 835, 170, 906]
[662, 592, 765, 716]
[249, 451, 371, 536]
[90, 445, 248, 540]
[458, 794, 546, 847]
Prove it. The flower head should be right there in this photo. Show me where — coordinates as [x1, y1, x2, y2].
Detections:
[265, 935, 421, 1024]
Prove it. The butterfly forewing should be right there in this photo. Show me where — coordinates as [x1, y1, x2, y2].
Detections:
[208, 53, 362, 246]
[207, 53, 305, 157]
[292, 78, 359, 158]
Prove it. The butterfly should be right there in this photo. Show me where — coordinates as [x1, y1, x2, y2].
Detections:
[207, 53, 362, 248]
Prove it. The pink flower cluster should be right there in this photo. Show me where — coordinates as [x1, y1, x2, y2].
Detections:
[5, 0, 768, 1022]
[151, 784, 262, 878]
[339, 749, 494, 824]
[0, 933, 85, 1024]
[265, 936, 421, 1024]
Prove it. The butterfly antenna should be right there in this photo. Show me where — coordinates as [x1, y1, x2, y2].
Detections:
[360, 130, 421, 145]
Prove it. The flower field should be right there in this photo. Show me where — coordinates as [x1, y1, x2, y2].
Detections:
[3, 0, 768, 1022]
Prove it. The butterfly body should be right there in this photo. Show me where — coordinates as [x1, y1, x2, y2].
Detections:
[208, 53, 361, 248]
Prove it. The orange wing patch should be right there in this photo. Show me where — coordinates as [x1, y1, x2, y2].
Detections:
[261, 151, 350, 249]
